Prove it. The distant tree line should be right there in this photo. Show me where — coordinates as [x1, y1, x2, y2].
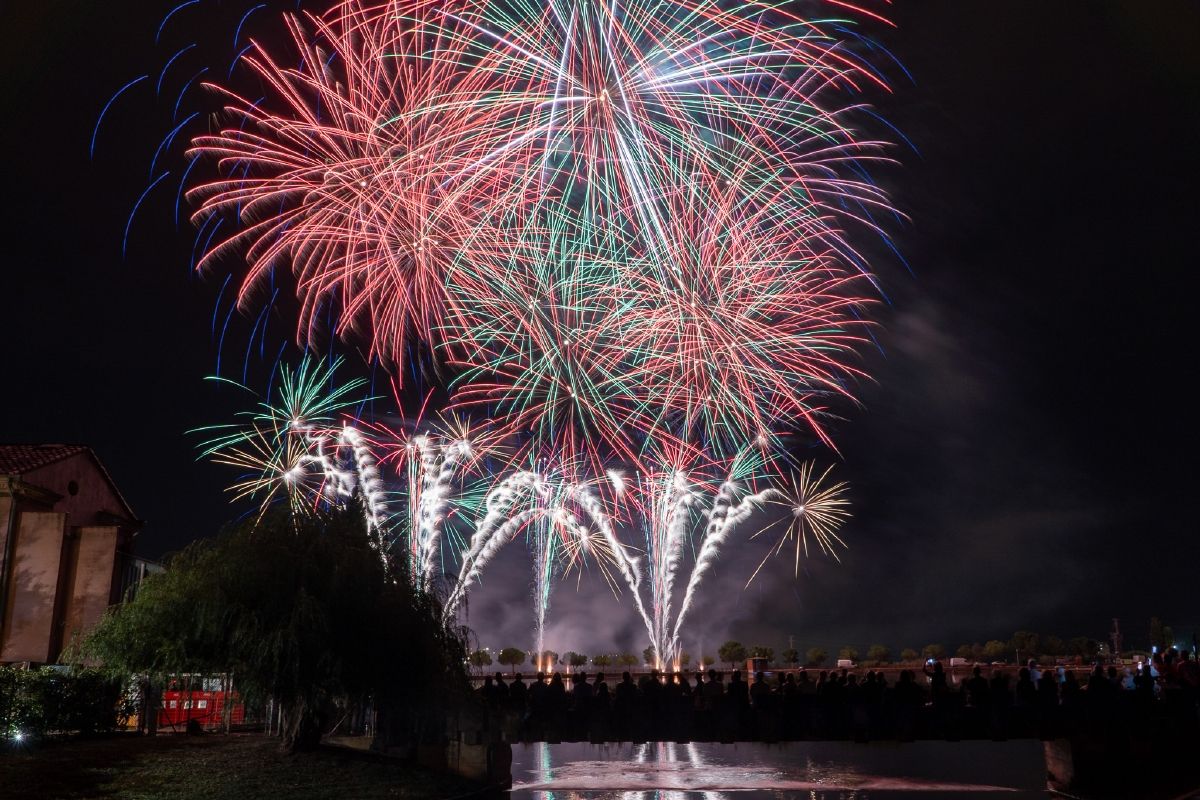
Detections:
[471, 626, 1164, 674]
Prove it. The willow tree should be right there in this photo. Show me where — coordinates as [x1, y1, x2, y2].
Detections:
[85, 504, 469, 751]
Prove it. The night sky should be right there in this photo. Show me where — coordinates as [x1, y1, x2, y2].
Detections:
[4, 2, 1197, 657]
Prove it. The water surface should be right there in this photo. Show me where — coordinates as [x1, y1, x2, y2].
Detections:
[509, 740, 1049, 799]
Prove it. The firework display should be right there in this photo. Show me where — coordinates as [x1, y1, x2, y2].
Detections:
[184, 0, 896, 462]
[126, 0, 900, 652]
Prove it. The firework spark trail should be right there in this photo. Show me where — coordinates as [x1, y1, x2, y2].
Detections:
[745, 462, 851, 585]
[638, 468, 698, 665]
[564, 482, 653, 638]
[445, 470, 545, 615]
[529, 476, 634, 665]
[423, 440, 472, 584]
[448, 506, 541, 615]
[339, 424, 392, 564]
[195, 356, 370, 519]
[592, 175, 879, 458]
[530, 500, 555, 668]
[659, 475, 697, 664]
[444, 468, 644, 643]
[427, 0, 897, 252]
[186, 1, 534, 369]
[670, 485, 788, 648]
[410, 434, 473, 586]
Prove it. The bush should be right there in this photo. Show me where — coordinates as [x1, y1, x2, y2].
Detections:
[0, 667, 128, 740]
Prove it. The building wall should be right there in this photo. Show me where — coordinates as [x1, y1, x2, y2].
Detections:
[0, 492, 13, 595]
[59, 525, 119, 656]
[22, 454, 132, 528]
[0, 512, 68, 663]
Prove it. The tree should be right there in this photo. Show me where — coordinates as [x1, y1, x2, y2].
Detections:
[700, 655, 716, 668]
[866, 644, 890, 664]
[900, 648, 919, 663]
[782, 648, 800, 667]
[838, 646, 859, 662]
[468, 650, 493, 672]
[1149, 617, 1174, 651]
[84, 505, 468, 753]
[643, 646, 657, 666]
[955, 644, 975, 660]
[567, 652, 588, 669]
[1067, 637, 1098, 660]
[1010, 631, 1039, 662]
[749, 646, 774, 664]
[1041, 635, 1064, 658]
[540, 651, 559, 671]
[922, 644, 946, 660]
[592, 654, 612, 668]
[983, 640, 1008, 662]
[805, 647, 828, 667]
[617, 652, 639, 669]
[678, 652, 692, 668]
[498, 648, 527, 675]
[718, 641, 747, 668]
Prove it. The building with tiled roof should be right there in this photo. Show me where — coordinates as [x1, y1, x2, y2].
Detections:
[1, 444, 145, 665]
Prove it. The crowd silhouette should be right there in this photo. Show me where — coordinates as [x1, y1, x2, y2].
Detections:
[475, 649, 1200, 743]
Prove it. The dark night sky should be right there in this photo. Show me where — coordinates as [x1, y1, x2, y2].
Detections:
[3, 2, 1197, 657]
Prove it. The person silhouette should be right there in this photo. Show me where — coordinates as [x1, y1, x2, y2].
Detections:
[593, 672, 610, 709]
[572, 670, 593, 705]
[509, 672, 527, 710]
[750, 671, 770, 708]
[728, 670, 749, 708]
[964, 666, 989, 708]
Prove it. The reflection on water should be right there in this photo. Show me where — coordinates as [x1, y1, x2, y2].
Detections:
[510, 740, 1049, 799]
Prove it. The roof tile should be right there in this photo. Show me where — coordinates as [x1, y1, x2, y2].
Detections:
[0, 444, 90, 474]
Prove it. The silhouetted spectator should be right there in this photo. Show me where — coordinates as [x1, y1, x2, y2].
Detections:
[529, 671, 548, 718]
[572, 671, 593, 706]
[510, 672, 528, 710]
[750, 671, 771, 708]
[893, 670, 922, 738]
[702, 669, 724, 711]
[727, 670, 749, 708]
[593, 672, 610, 708]
[548, 672, 567, 712]
[641, 669, 664, 714]
[923, 660, 948, 706]
[1037, 667, 1059, 709]
[614, 671, 638, 710]
[1060, 669, 1081, 717]
[1134, 661, 1156, 702]
[964, 666, 989, 709]
[1015, 667, 1036, 707]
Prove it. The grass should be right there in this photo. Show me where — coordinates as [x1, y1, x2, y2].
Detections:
[0, 733, 484, 800]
